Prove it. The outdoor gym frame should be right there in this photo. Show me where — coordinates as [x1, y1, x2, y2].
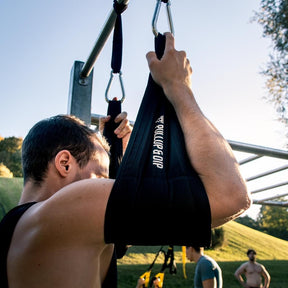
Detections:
[67, 0, 288, 207]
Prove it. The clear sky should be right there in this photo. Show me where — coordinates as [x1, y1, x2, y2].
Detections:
[0, 0, 285, 147]
[0, 1, 287, 217]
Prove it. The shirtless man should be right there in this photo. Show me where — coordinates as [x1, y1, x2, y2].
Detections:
[234, 249, 271, 288]
[1, 33, 251, 288]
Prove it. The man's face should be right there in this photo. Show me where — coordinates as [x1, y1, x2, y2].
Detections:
[248, 251, 256, 262]
[78, 142, 110, 180]
[186, 246, 193, 262]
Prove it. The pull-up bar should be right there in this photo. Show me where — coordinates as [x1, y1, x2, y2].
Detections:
[80, 0, 130, 79]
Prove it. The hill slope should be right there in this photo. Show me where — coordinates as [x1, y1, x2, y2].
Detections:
[119, 221, 288, 264]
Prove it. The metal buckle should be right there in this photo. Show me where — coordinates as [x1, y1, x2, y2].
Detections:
[152, 0, 174, 37]
[105, 70, 125, 103]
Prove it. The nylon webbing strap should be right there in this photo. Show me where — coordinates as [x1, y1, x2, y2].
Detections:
[103, 100, 123, 179]
[111, 0, 127, 73]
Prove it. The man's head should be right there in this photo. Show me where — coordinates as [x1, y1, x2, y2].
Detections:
[186, 246, 204, 262]
[247, 249, 256, 262]
[22, 115, 110, 186]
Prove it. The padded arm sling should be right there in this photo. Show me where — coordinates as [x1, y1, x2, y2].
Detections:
[105, 34, 211, 247]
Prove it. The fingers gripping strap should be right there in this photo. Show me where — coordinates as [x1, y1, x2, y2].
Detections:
[104, 34, 211, 247]
[103, 100, 123, 179]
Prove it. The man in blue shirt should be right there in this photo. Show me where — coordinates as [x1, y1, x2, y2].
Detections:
[186, 246, 223, 288]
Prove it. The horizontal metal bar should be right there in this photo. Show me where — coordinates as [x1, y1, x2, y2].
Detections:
[251, 180, 288, 194]
[246, 164, 288, 182]
[228, 140, 288, 160]
[253, 192, 288, 202]
[253, 199, 288, 207]
[238, 155, 262, 165]
[80, 0, 130, 78]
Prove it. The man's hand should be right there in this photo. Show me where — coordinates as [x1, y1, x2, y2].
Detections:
[146, 32, 192, 108]
[99, 112, 132, 153]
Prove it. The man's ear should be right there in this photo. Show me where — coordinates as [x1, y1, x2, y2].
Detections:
[54, 150, 73, 177]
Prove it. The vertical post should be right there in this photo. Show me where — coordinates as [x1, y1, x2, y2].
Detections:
[67, 61, 94, 125]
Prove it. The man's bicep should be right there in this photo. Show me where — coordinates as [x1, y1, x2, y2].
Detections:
[235, 263, 246, 276]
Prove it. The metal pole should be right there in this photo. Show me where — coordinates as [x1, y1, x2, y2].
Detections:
[80, 0, 130, 78]
[228, 140, 288, 160]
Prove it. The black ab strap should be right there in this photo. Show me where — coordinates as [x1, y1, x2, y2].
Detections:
[104, 33, 211, 247]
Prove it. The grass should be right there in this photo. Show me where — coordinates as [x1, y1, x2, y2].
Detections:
[118, 222, 288, 287]
[1, 177, 288, 287]
[0, 177, 22, 219]
[117, 261, 288, 288]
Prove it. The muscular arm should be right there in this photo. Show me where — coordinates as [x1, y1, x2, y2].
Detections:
[234, 264, 247, 287]
[261, 265, 271, 288]
[146, 33, 251, 227]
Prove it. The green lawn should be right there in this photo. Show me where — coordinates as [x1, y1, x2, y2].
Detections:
[117, 260, 288, 288]
[118, 221, 288, 287]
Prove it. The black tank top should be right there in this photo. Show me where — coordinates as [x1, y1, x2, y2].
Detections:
[0, 202, 37, 288]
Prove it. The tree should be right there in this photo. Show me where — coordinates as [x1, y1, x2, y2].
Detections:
[254, 0, 288, 131]
[235, 215, 260, 230]
[209, 227, 225, 249]
[257, 203, 288, 240]
[0, 137, 23, 177]
[0, 163, 13, 178]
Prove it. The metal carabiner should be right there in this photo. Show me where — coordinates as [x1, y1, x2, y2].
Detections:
[152, 0, 174, 37]
[105, 70, 126, 103]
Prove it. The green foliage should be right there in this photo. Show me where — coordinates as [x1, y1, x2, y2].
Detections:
[0, 136, 23, 177]
[0, 177, 22, 219]
[258, 204, 288, 240]
[235, 215, 260, 230]
[254, 0, 288, 128]
[210, 227, 225, 249]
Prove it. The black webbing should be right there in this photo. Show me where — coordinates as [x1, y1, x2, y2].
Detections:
[111, 0, 127, 74]
[101, 3, 128, 287]
[103, 100, 123, 179]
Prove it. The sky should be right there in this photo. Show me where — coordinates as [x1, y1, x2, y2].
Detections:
[0, 1, 287, 218]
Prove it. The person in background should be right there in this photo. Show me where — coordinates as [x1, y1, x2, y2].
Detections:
[234, 249, 270, 288]
[186, 246, 223, 288]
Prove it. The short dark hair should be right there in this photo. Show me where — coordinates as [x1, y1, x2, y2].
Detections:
[22, 115, 109, 185]
[187, 246, 201, 253]
[247, 249, 256, 256]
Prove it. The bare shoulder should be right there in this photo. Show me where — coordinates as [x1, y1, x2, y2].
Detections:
[30, 178, 114, 244]
[236, 262, 248, 272]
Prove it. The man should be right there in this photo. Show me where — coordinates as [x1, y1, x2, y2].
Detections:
[186, 246, 222, 288]
[1, 33, 250, 288]
[234, 249, 271, 288]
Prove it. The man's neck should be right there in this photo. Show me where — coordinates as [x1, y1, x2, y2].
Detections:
[195, 253, 204, 263]
[19, 181, 55, 204]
